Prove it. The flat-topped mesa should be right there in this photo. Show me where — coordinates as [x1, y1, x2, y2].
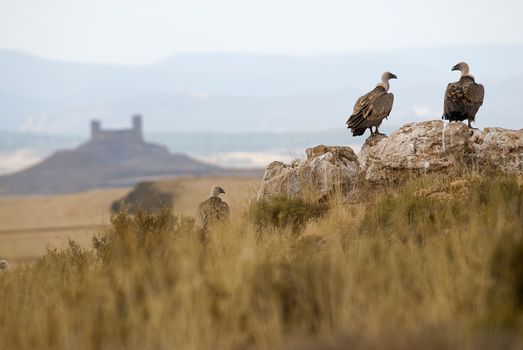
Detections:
[81, 114, 169, 163]
[91, 114, 143, 144]
[0, 115, 225, 195]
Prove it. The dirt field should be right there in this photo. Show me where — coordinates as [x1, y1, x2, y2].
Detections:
[0, 176, 260, 264]
[154, 176, 260, 216]
[0, 188, 129, 264]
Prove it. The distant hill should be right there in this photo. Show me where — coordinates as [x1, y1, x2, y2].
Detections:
[0, 116, 261, 195]
[1, 46, 523, 134]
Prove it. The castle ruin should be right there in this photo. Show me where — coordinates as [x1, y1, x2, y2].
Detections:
[90, 115, 143, 143]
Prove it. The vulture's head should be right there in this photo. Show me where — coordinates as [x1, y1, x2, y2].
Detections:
[211, 185, 226, 197]
[382, 71, 398, 81]
[452, 62, 470, 75]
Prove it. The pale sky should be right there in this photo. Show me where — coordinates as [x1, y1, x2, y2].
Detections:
[1, 0, 522, 65]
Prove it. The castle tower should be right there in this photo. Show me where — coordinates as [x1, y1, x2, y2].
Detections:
[91, 120, 101, 141]
[89, 115, 144, 144]
[132, 114, 143, 141]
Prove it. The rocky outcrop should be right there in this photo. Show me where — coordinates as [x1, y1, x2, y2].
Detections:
[364, 121, 472, 183]
[358, 134, 387, 173]
[364, 121, 523, 182]
[257, 120, 523, 201]
[470, 127, 523, 173]
[257, 145, 359, 201]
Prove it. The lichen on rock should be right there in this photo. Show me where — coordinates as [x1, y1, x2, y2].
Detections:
[257, 120, 523, 201]
[257, 145, 359, 201]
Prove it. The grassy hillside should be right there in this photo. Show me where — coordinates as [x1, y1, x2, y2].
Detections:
[1, 173, 522, 349]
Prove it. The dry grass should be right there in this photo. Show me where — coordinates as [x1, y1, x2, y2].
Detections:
[0, 188, 129, 231]
[155, 175, 260, 216]
[0, 188, 129, 265]
[0, 174, 522, 349]
[0, 229, 98, 266]
[0, 176, 259, 265]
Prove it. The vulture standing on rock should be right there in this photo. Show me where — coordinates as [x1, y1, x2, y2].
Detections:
[196, 185, 230, 231]
[346, 71, 397, 136]
[443, 62, 484, 128]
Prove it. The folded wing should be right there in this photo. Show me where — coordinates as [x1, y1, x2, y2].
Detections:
[346, 87, 394, 136]
[443, 77, 484, 123]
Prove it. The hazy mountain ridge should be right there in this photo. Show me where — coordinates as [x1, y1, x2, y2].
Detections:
[1, 46, 523, 134]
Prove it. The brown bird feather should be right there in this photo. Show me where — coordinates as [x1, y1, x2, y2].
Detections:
[346, 86, 394, 136]
[443, 62, 485, 128]
[196, 196, 230, 231]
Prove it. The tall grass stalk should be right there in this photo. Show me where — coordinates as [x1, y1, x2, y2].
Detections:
[1, 175, 522, 349]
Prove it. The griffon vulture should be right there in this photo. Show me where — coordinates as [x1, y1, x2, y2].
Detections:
[346, 71, 397, 136]
[196, 185, 230, 231]
[443, 62, 484, 128]
[0, 259, 8, 272]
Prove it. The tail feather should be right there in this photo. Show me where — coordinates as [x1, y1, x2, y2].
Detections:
[347, 114, 370, 136]
[351, 128, 367, 136]
[347, 114, 364, 129]
[443, 112, 467, 122]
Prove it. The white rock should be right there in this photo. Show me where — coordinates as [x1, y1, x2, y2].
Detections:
[363, 121, 471, 183]
[257, 145, 359, 201]
[258, 120, 523, 200]
[470, 127, 523, 173]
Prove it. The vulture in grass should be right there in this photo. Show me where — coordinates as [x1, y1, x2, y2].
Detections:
[196, 185, 230, 231]
[346, 71, 397, 136]
[0, 259, 8, 272]
[443, 62, 484, 128]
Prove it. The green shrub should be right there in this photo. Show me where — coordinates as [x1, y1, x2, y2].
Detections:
[360, 187, 460, 243]
[38, 238, 92, 276]
[248, 196, 328, 234]
[111, 181, 173, 214]
[92, 207, 196, 264]
[360, 175, 523, 243]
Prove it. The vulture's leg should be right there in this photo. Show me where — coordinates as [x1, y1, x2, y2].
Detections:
[467, 119, 478, 130]
[370, 127, 375, 136]
[375, 126, 386, 136]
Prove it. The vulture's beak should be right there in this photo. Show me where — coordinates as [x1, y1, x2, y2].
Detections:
[451, 64, 460, 71]
[220, 188, 226, 194]
[390, 74, 397, 79]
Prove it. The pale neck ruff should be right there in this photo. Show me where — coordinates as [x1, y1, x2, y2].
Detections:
[378, 80, 389, 91]
[460, 65, 470, 77]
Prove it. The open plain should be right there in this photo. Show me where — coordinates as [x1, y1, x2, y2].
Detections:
[0, 176, 259, 265]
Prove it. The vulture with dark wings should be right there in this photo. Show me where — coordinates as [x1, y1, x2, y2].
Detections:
[196, 185, 230, 232]
[346, 71, 396, 136]
[443, 62, 484, 128]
